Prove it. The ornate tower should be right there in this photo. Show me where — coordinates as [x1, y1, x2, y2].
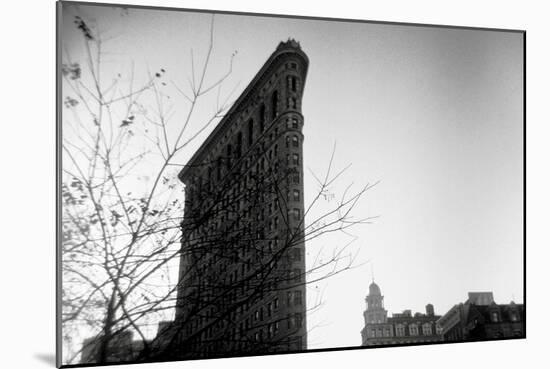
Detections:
[361, 281, 389, 345]
[364, 282, 388, 325]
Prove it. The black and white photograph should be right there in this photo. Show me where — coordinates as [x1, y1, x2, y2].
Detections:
[57, 1, 525, 367]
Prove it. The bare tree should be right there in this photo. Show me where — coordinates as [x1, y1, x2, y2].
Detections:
[60, 10, 376, 366]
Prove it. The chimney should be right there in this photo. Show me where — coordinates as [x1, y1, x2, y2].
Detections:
[426, 304, 434, 316]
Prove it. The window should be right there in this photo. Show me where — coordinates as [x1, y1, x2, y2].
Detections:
[292, 153, 300, 165]
[409, 324, 418, 336]
[395, 324, 405, 337]
[422, 323, 432, 335]
[287, 76, 297, 92]
[294, 291, 302, 305]
[226, 144, 232, 169]
[295, 313, 303, 328]
[216, 157, 222, 180]
[292, 118, 299, 128]
[271, 91, 278, 119]
[293, 268, 301, 282]
[248, 119, 254, 146]
[288, 97, 297, 109]
[236, 132, 243, 157]
[293, 208, 301, 221]
[288, 76, 297, 92]
[259, 104, 266, 132]
[293, 174, 300, 184]
[292, 135, 299, 147]
[292, 248, 302, 261]
[293, 189, 300, 201]
[286, 136, 290, 148]
[491, 311, 500, 322]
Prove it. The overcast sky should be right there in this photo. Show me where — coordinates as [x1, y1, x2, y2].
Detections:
[61, 3, 524, 350]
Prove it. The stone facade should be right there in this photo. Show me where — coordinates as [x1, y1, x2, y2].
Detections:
[153, 39, 310, 359]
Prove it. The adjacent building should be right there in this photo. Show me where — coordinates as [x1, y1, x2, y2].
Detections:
[360, 281, 442, 346]
[437, 292, 525, 342]
[81, 331, 145, 364]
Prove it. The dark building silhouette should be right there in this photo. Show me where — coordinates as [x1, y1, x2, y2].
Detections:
[361, 281, 442, 346]
[81, 331, 145, 364]
[80, 39, 309, 363]
[154, 39, 310, 359]
[437, 292, 525, 342]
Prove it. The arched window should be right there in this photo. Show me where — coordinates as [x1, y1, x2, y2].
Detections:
[271, 90, 279, 119]
[292, 135, 299, 147]
[292, 153, 299, 165]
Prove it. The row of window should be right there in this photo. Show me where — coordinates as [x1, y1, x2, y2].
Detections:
[490, 310, 521, 323]
[189, 115, 302, 202]
[368, 323, 437, 338]
[235, 313, 303, 346]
